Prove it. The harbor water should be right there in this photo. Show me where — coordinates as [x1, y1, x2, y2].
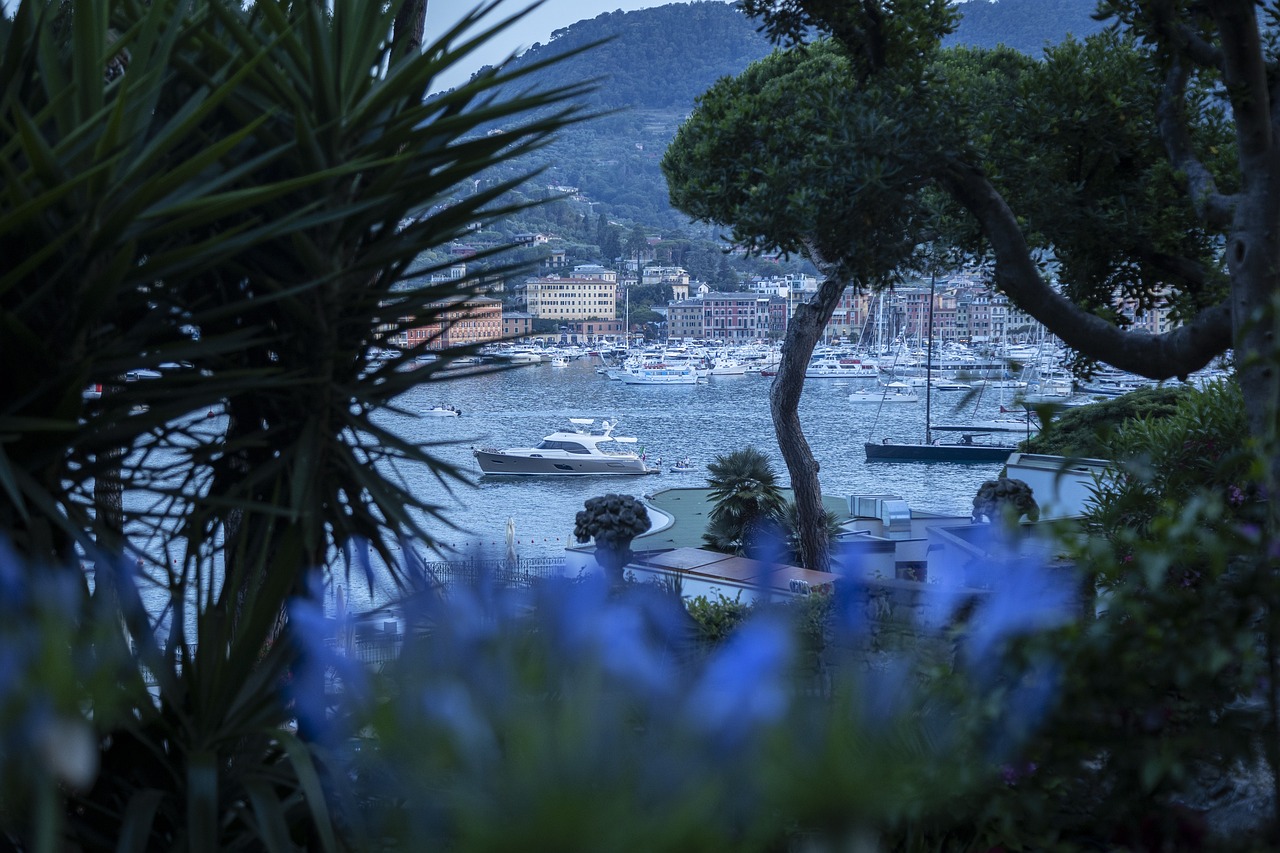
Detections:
[115, 355, 1032, 623]
[382, 357, 1025, 555]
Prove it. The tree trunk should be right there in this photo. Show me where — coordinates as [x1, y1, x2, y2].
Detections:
[769, 263, 851, 574]
[392, 0, 428, 63]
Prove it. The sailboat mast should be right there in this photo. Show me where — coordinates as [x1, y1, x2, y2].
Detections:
[925, 271, 935, 445]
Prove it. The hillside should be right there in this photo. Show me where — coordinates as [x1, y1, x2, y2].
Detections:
[467, 0, 1110, 242]
[946, 0, 1108, 54]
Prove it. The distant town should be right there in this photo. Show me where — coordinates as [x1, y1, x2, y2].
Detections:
[390, 240, 1177, 352]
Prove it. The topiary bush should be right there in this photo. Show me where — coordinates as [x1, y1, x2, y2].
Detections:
[971, 476, 1040, 525]
[574, 493, 652, 586]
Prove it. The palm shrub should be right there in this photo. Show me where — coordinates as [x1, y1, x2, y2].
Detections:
[1, 0, 594, 848]
[702, 447, 788, 556]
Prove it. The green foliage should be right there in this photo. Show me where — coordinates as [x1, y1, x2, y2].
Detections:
[780, 500, 844, 568]
[702, 447, 788, 555]
[686, 592, 754, 646]
[0, 0, 591, 847]
[663, 39, 934, 283]
[1022, 384, 1200, 458]
[1083, 380, 1252, 560]
[957, 379, 1269, 847]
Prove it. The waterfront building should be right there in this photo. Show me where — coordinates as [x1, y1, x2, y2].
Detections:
[525, 274, 619, 322]
[561, 319, 626, 345]
[405, 295, 503, 350]
[502, 311, 534, 340]
[665, 292, 782, 342]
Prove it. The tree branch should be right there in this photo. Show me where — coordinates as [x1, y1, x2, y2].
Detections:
[1208, 0, 1273, 162]
[1147, 0, 1225, 70]
[941, 161, 1233, 379]
[1133, 244, 1211, 291]
[1158, 61, 1237, 228]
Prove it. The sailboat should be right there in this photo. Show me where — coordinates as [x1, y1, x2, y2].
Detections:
[864, 272, 1019, 463]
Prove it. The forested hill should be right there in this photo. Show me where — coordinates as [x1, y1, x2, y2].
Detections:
[493, 2, 775, 112]
[945, 0, 1109, 54]
[468, 0, 1110, 232]
[494, 0, 1106, 112]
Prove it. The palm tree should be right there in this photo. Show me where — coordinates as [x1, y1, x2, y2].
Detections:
[781, 501, 844, 569]
[1, 0, 597, 847]
[702, 447, 787, 556]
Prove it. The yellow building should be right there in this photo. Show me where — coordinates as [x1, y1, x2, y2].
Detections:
[525, 275, 618, 321]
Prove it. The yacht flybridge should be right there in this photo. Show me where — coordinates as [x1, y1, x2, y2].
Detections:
[473, 418, 660, 476]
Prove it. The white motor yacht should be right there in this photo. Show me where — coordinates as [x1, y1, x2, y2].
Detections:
[847, 382, 920, 403]
[473, 418, 660, 475]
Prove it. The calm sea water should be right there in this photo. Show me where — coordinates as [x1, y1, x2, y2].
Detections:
[116, 356, 1023, 620]
[380, 357, 1020, 557]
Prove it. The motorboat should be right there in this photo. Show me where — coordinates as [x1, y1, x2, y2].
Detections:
[805, 355, 880, 379]
[668, 457, 698, 473]
[473, 418, 660, 475]
[708, 359, 747, 376]
[424, 405, 461, 417]
[619, 364, 699, 385]
[848, 382, 919, 403]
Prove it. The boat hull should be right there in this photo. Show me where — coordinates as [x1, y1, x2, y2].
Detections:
[474, 449, 656, 475]
[863, 441, 1015, 462]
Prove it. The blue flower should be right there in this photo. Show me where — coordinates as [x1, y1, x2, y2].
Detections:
[286, 572, 370, 741]
[962, 562, 1075, 675]
[685, 616, 793, 748]
[986, 659, 1061, 762]
[419, 682, 499, 765]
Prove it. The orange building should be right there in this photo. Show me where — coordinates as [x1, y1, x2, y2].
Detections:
[405, 296, 503, 350]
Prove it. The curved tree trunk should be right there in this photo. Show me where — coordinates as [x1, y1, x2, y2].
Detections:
[769, 250, 852, 574]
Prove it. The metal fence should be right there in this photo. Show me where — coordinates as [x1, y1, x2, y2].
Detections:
[419, 555, 573, 590]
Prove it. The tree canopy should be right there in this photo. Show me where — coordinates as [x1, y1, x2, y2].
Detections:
[665, 0, 1277, 571]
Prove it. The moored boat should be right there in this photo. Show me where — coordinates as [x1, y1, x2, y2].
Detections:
[864, 435, 1017, 462]
[848, 382, 919, 403]
[473, 418, 659, 475]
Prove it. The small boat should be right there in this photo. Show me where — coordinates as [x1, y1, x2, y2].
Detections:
[473, 418, 659, 476]
[668, 457, 698, 473]
[423, 405, 462, 417]
[848, 382, 919, 403]
[549, 355, 570, 368]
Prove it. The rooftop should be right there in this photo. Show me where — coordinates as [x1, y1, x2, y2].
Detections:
[638, 487, 852, 550]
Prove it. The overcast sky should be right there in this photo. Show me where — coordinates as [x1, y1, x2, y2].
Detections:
[425, 0, 729, 91]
